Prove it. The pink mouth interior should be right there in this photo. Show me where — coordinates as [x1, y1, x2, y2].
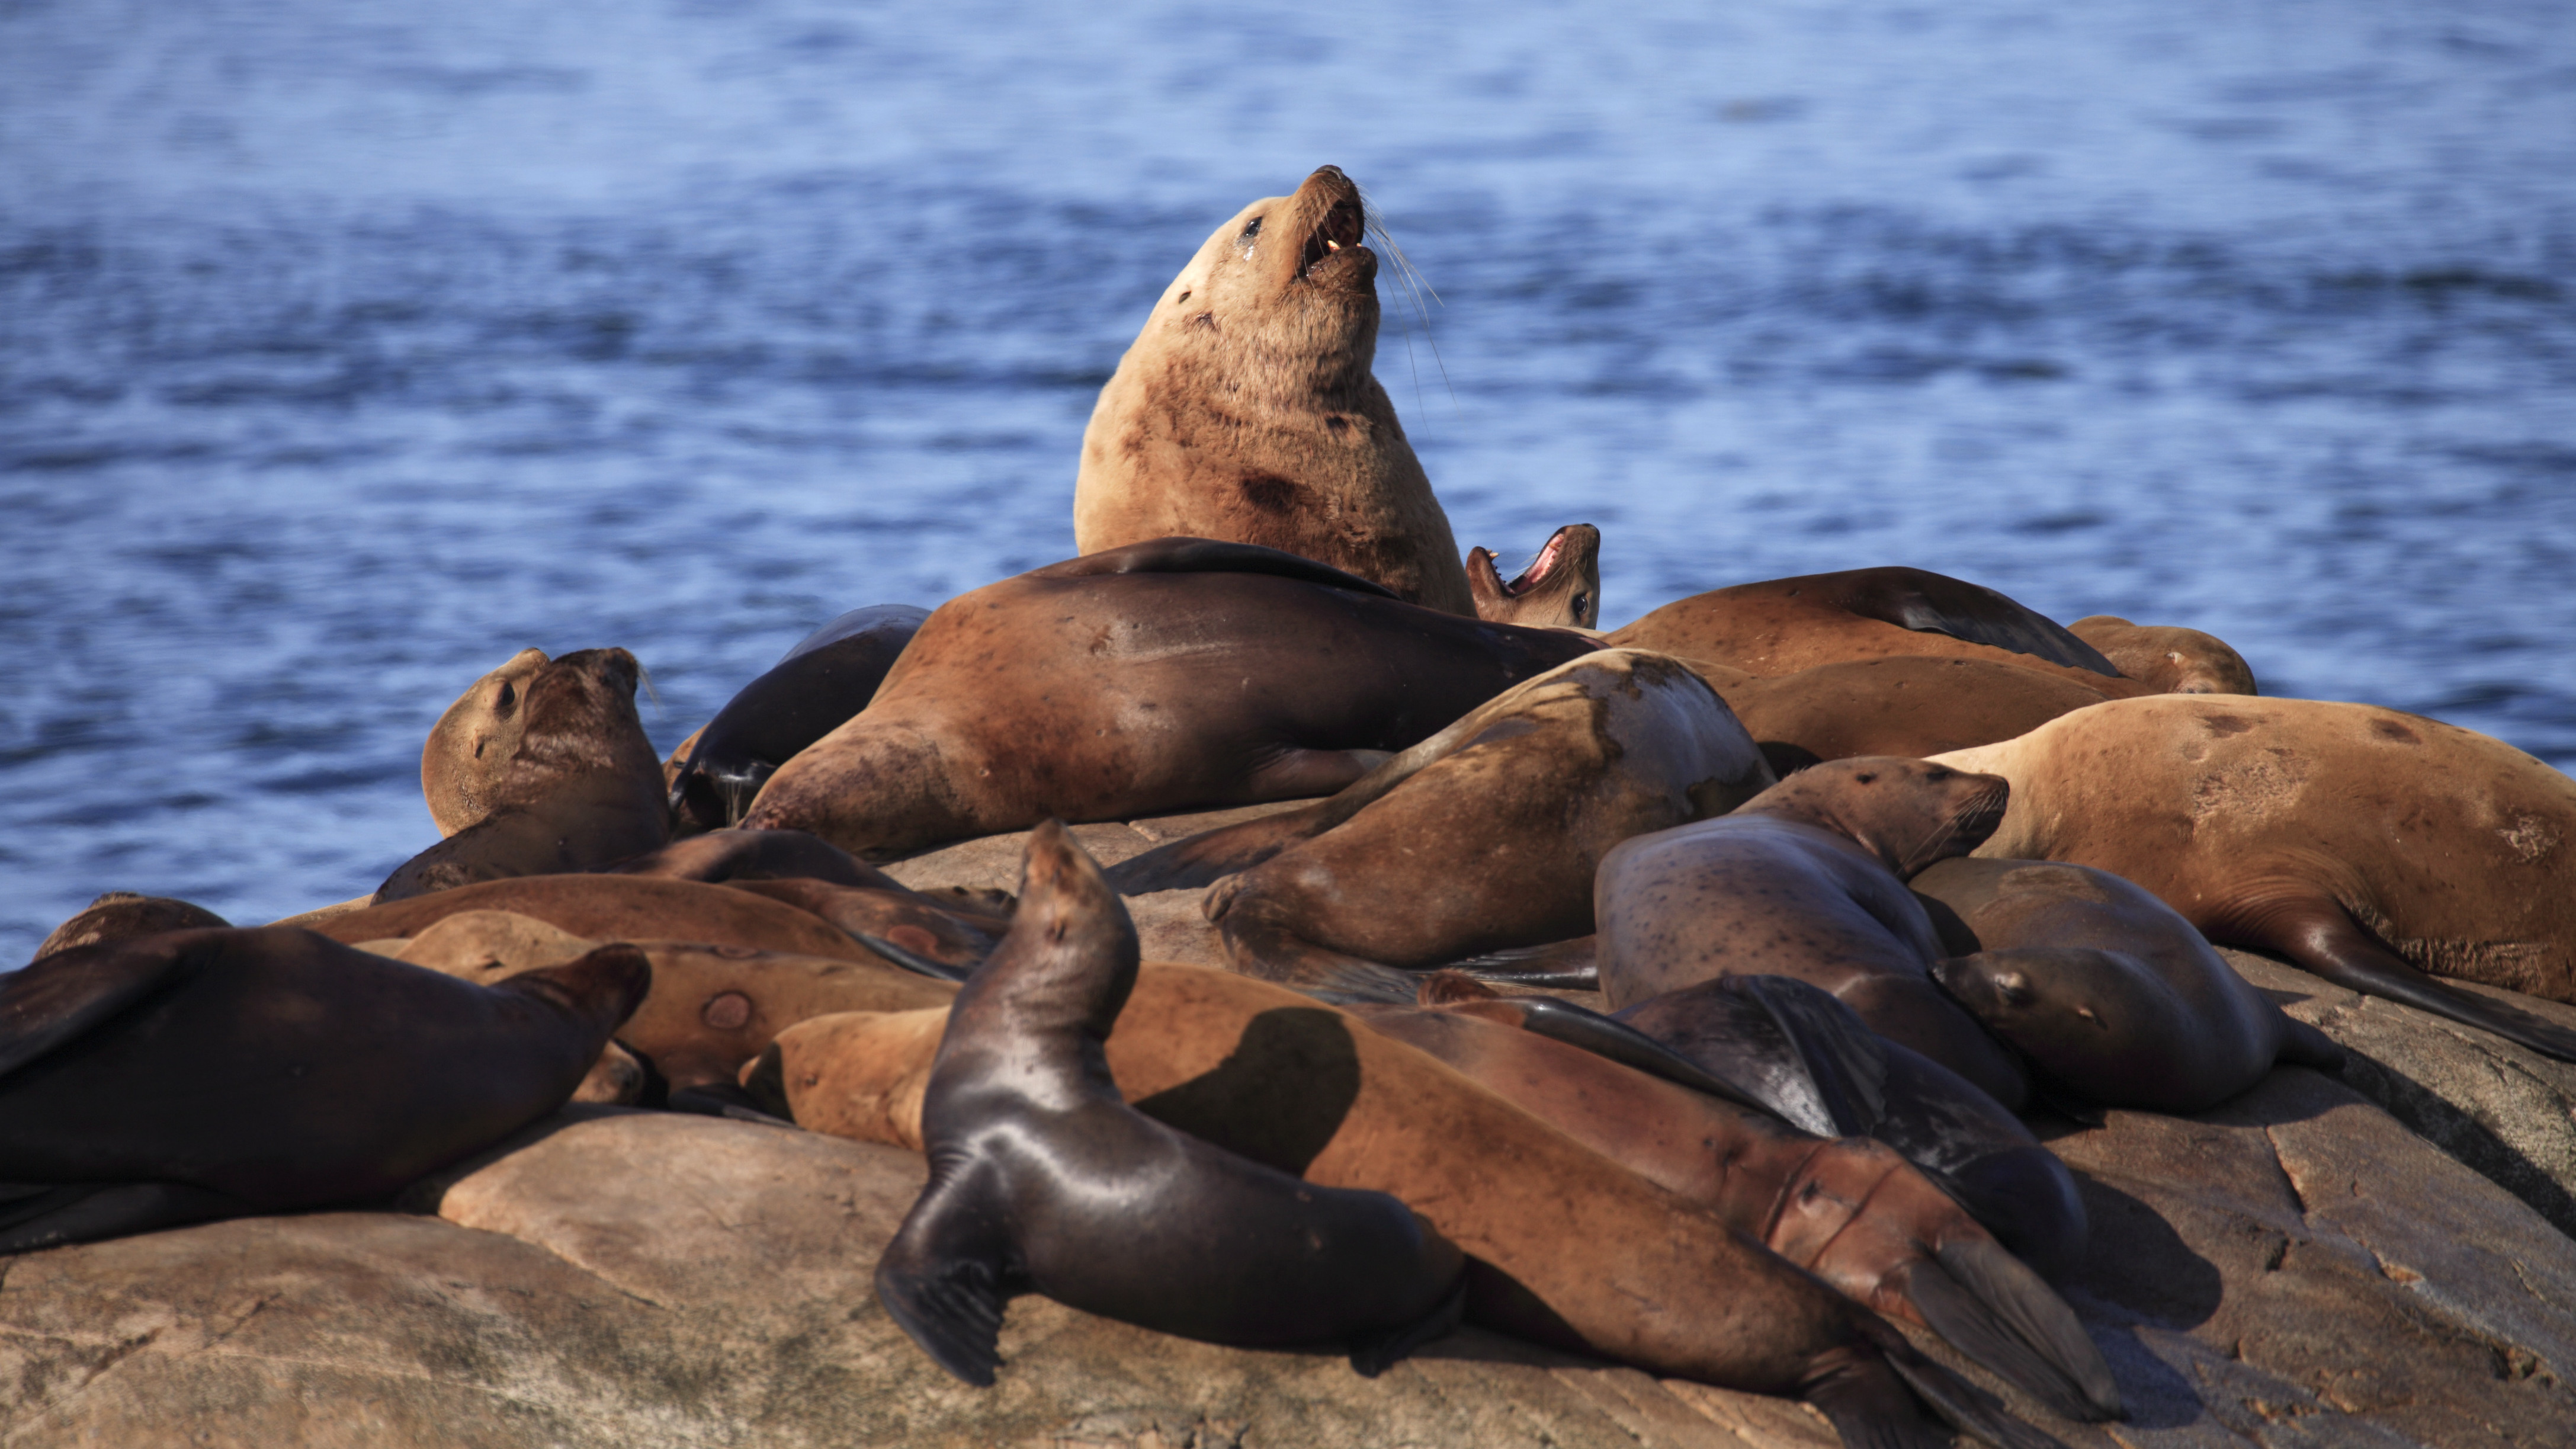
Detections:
[1502, 528, 1568, 596]
[1298, 194, 1367, 278]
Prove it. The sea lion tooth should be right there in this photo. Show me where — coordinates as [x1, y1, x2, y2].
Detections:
[872, 822, 1468, 1384]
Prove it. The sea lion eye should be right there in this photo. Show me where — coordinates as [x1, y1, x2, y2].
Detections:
[1570, 592, 1590, 617]
[1241, 217, 1263, 239]
[495, 681, 517, 714]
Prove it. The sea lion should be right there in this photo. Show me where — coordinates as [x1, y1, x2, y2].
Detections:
[1072, 167, 1475, 615]
[1593, 758, 2032, 1108]
[2065, 616, 2257, 695]
[1912, 857, 2343, 1111]
[33, 893, 230, 962]
[1931, 697, 2576, 1059]
[317, 874, 879, 964]
[609, 828, 902, 891]
[1608, 566, 2137, 691]
[740, 538, 1595, 860]
[721, 877, 1004, 979]
[373, 909, 956, 1094]
[1608, 973, 2089, 1277]
[669, 604, 929, 833]
[1465, 524, 1602, 629]
[0, 926, 646, 1252]
[421, 646, 552, 836]
[1119, 649, 1773, 988]
[872, 821, 1470, 1383]
[1345, 974, 2117, 1417]
[380, 647, 670, 903]
[760, 957, 2075, 1441]
[1708, 656, 2123, 777]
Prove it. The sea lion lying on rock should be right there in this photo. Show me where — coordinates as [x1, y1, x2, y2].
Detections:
[740, 538, 1594, 860]
[1609, 566, 2135, 691]
[1073, 166, 1475, 615]
[1932, 696, 2576, 1060]
[381, 647, 669, 903]
[668, 604, 929, 833]
[32, 892, 230, 962]
[1702, 655, 2123, 777]
[1911, 857, 2343, 1111]
[320, 874, 880, 964]
[2066, 615, 2257, 695]
[1465, 523, 1602, 629]
[0, 926, 646, 1253]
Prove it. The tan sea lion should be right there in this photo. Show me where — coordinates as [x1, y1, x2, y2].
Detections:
[1111, 650, 1773, 988]
[1912, 857, 2343, 1111]
[0, 927, 646, 1252]
[758, 958, 2075, 1442]
[1465, 523, 1602, 629]
[740, 538, 1595, 860]
[2065, 615, 2257, 695]
[33, 893, 230, 962]
[872, 822, 1469, 1384]
[380, 647, 670, 902]
[317, 874, 877, 964]
[1593, 758, 2031, 1108]
[1072, 167, 1475, 615]
[1932, 696, 2576, 1059]
[1609, 566, 2140, 692]
[421, 646, 553, 836]
[1708, 655, 2123, 777]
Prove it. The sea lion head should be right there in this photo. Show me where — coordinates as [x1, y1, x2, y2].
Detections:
[2068, 615, 2258, 695]
[1147, 166, 1382, 388]
[1467, 524, 1602, 629]
[420, 647, 660, 836]
[1742, 756, 2011, 877]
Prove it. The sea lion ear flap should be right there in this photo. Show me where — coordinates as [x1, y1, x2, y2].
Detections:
[1463, 547, 1507, 619]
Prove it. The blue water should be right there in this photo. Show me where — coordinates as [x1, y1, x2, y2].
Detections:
[5, 0, 2574, 960]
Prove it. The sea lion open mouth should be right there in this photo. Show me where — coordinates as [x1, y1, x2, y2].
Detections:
[1485, 527, 1570, 598]
[1299, 192, 1367, 279]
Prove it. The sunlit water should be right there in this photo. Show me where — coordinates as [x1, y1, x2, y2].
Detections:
[5, 0, 2573, 959]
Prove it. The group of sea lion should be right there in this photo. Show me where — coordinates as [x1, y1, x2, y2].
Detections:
[12, 165, 2576, 1448]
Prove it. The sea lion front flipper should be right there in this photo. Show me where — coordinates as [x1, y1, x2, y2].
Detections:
[1038, 537, 1400, 599]
[1443, 935, 1600, 989]
[875, 1164, 1021, 1387]
[1870, 1339, 2075, 1449]
[1899, 1240, 2122, 1423]
[1345, 1271, 1468, 1377]
[1504, 997, 1785, 1120]
[0, 1180, 251, 1255]
[2277, 1015, 2346, 1070]
[1106, 806, 1334, 894]
[856, 932, 979, 982]
[2249, 896, 2576, 1062]
[1730, 974, 1893, 1136]
[0, 934, 194, 1082]
[1860, 570, 2120, 679]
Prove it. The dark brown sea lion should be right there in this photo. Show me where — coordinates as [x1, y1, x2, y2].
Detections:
[872, 822, 1469, 1384]
[760, 958, 2069, 1444]
[318, 874, 877, 964]
[1608, 973, 2088, 1277]
[1347, 975, 2118, 1419]
[1073, 168, 1474, 616]
[33, 893, 231, 962]
[1465, 523, 1602, 629]
[0, 927, 646, 1253]
[1593, 758, 2032, 1109]
[740, 538, 1595, 860]
[1608, 566, 2138, 692]
[380, 648, 670, 903]
[1707, 656, 2122, 778]
[1933, 697, 2576, 1059]
[2065, 616, 2257, 695]
[1913, 857, 2342, 1111]
[1104, 650, 1772, 987]
[668, 604, 929, 833]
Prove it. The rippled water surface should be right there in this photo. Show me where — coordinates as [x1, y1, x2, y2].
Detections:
[5, 0, 2573, 958]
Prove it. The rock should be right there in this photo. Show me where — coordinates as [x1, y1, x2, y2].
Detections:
[2225, 947, 2576, 1241]
[1128, 887, 1227, 967]
[881, 802, 1314, 896]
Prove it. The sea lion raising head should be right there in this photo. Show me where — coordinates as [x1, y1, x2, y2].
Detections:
[1074, 167, 1475, 614]
[1466, 523, 1602, 629]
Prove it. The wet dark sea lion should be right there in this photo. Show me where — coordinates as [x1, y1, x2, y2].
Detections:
[2066, 615, 2257, 695]
[1912, 857, 2342, 1111]
[1466, 523, 1602, 629]
[380, 647, 670, 903]
[1073, 167, 1475, 615]
[1348, 976, 2118, 1419]
[319, 874, 876, 964]
[740, 538, 1595, 860]
[669, 604, 928, 833]
[1593, 758, 2032, 1108]
[873, 822, 1469, 1383]
[1933, 697, 2576, 1059]
[761, 963, 2071, 1444]
[1169, 649, 1774, 987]
[1609, 566, 2137, 690]
[33, 892, 230, 963]
[0, 927, 646, 1252]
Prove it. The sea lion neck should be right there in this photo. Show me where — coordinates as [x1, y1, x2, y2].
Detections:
[1735, 758, 2010, 878]
[935, 821, 1140, 1094]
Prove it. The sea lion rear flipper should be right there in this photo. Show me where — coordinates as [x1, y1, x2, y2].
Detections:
[2256, 899, 2576, 1062]
[1442, 935, 1600, 989]
[1868, 1339, 2075, 1449]
[1038, 537, 1400, 599]
[856, 932, 979, 982]
[0, 934, 195, 1082]
[1730, 974, 1892, 1136]
[1862, 570, 2119, 679]
[1900, 1240, 2121, 1422]
[1106, 806, 1334, 894]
